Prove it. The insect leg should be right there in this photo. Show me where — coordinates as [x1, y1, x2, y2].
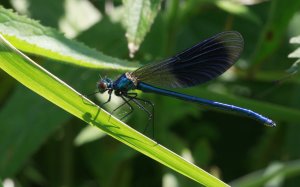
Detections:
[132, 97, 155, 139]
[125, 94, 155, 138]
[119, 96, 134, 120]
[100, 90, 113, 107]
[108, 95, 134, 121]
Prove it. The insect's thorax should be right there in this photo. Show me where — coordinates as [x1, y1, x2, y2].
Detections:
[113, 73, 137, 92]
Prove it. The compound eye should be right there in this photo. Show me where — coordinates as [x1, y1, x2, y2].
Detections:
[98, 82, 107, 91]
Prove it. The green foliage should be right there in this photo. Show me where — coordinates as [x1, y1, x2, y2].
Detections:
[0, 33, 226, 186]
[1, 0, 300, 186]
[249, 0, 300, 70]
[0, 6, 136, 71]
[122, 0, 162, 57]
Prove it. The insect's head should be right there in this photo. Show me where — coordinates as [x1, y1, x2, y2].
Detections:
[97, 77, 113, 93]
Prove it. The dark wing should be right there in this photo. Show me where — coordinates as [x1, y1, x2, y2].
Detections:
[131, 31, 244, 88]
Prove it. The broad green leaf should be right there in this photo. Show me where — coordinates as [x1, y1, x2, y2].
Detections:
[0, 6, 136, 71]
[122, 0, 162, 57]
[0, 35, 228, 186]
[249, 0, 300, 70]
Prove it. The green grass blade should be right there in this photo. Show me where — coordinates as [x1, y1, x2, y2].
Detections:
[0, 6, 136, 71]
[0, 35, 228, 186]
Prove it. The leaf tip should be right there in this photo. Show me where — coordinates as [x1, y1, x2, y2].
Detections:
[128, 42, 139, 58]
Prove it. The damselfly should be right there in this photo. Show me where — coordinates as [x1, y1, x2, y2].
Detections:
[97, 31, 276, 128]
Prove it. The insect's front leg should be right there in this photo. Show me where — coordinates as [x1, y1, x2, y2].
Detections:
[124, 92, 154, 121]
[118, 95, 135, 120]
[100, 89, 113, 107]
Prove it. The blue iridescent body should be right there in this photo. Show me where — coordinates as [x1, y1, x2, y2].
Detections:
[97, 31, 276, 127]
[113, 74, 136, 92]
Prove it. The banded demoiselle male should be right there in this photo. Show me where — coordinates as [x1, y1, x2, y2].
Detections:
[97, 31, 276, 127]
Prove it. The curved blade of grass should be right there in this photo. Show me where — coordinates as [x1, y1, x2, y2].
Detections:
[0, 35, 228, 186]
[0, 6, 136, 71]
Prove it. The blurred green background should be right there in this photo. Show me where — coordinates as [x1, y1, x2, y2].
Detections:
[1, 0, 300, 186]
